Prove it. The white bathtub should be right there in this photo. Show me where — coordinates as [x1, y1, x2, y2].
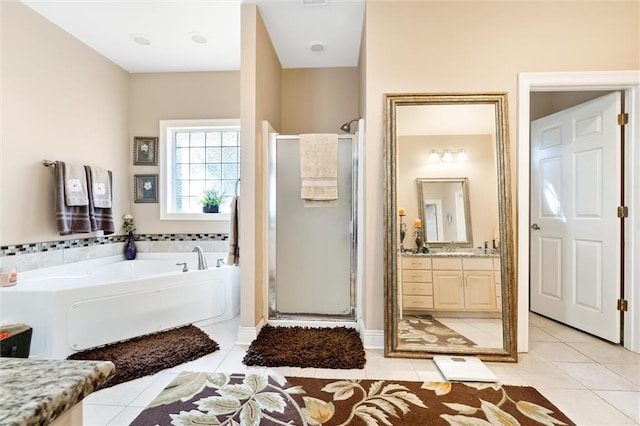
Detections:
[0, 252, 240, 359]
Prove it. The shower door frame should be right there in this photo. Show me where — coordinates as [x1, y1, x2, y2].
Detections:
[267, 133, 358, 321]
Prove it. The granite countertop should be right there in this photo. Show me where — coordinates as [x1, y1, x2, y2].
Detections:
[0, 358, 115, 426]
[401, 251, 500, 258]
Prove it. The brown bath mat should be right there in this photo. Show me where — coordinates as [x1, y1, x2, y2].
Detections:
[67, 325, 219, 388]
[242, 324, 365, 369]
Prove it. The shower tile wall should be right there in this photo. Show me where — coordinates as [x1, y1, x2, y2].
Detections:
[0, 233, 229, 272]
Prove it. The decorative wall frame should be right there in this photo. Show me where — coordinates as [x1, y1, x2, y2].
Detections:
[134, 174, 158, 203]
[133, 136, 158, 166]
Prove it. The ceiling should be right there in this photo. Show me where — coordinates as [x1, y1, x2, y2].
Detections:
[20, 0, 365, 73]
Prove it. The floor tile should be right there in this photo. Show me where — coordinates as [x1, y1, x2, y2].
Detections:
[528, 326, 560, 342]
[554, 362, 638, 391]
[314, 367, 367, 380]
[594, 390, 640, 423]
[77, 312, 640, 425]
[82, 404, 123, 426]
[106, 406, 145, 426]
[129, 372, 179, 407]
[604, 363, 640, 386]
[529, 341, 593, 363]
[537, 388, 638, 425]
[83, 375, 155, 406]
[568, 340, 640, 365]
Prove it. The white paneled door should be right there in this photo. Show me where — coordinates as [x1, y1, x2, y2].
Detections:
[530, 92, 622, 342]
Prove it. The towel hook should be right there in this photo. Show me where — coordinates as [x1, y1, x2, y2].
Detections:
[42, 160, 57, 167]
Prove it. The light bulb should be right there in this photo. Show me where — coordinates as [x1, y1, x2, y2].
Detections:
[429, 150, 440, 162]
[457, 149, 468, 162]
[442, 149, 453, 162]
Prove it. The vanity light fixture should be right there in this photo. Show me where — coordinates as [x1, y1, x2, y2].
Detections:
[428, 149, 468, 163]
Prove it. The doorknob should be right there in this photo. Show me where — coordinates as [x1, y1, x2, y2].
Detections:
[531, 223, 540, 230]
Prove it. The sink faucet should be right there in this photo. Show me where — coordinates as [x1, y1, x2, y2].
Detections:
[192, 246, 208, 270]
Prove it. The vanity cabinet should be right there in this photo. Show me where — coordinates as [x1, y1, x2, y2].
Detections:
[401, 255, 499, 313]
[431, 257, 497, 312]
[401, 256, 433, 310]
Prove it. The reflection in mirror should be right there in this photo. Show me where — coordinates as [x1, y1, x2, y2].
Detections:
[417, 178, 472, 247]
[384, 93, 516, 362]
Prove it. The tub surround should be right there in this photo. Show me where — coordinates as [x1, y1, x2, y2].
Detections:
[0, 358, 114, 426]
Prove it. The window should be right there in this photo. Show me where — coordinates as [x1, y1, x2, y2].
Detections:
[160, 119, 240, 220]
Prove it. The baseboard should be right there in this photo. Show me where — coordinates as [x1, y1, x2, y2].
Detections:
[362, 328, 384, 350]
[235, 318, 265, 345]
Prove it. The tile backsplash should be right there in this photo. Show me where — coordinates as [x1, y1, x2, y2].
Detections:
[0, 233, 229, 272]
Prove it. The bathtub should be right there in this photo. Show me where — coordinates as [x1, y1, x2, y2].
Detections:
[0, 252, 239, 359]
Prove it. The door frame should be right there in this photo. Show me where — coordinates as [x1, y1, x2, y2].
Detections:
[517, 71, 640, 353]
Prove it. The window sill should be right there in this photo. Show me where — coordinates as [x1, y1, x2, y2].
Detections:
[160, 212, 231, 221]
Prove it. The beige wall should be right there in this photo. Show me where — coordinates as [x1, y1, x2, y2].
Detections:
[128, 71, 240, 234]
[281, 67, 359, 134]
[398, 135, 498, 249]
[1, 2, 129, 245]
[364, 1, 639, 332]
[240, 4, 283, 327]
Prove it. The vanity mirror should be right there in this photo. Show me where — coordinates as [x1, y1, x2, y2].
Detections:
[417, 177, 472, 247]
[384, 93, 516, 361]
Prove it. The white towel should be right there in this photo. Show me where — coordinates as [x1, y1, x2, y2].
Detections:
[89, 166, 112, 208]
[64, 163, 89, 206]
[300, 133, 338, 201]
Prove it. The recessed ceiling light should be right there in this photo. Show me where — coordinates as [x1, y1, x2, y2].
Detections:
[189, 32, 209, 45]
[309, 42, 325, 53]
[130, 33, 151, 46]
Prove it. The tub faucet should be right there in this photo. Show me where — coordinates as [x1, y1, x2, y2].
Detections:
[216, 258, 225, 268]
[176, 262, 188, 272]
[192, 246, 208, 270]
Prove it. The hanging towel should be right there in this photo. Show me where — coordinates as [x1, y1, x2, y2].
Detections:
[85, 166, 115, 235]
[88, 166, 112, 208]
[226, 195, 240, 266]
[300, 134, 338, 202]
[55, 162, 92, 235]
[64, 163, 89, 206]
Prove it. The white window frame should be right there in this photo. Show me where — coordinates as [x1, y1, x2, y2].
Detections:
[159, 118, 240, 221]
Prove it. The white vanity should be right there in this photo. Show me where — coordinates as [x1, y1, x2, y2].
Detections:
[401, 253, 501, 316]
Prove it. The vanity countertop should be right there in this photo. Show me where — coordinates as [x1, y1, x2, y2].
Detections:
[401, 251, 499, 258]
[0, 358, 114, 426]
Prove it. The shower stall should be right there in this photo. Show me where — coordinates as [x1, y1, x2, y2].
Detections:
[267, 128, 362, 323]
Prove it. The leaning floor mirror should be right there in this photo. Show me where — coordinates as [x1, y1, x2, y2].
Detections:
[384, 93, 516, 361]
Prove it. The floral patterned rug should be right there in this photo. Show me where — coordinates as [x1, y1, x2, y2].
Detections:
[397, 315, 477, 349]
[130, 371, 575, 425]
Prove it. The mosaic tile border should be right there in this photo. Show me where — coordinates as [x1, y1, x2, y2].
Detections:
[0, 233, 228, 257]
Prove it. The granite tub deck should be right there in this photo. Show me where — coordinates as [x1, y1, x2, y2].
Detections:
[0, 358, 114, 426]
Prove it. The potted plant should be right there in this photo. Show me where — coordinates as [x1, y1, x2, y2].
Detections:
[201, 190, 225, 213]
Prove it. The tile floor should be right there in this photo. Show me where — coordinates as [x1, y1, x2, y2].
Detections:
[82, 312, 640, 425]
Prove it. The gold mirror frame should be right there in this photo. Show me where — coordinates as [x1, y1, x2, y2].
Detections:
[383, 92, 517, 361]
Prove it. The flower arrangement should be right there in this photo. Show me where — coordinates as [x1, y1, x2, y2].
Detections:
[123, 214, 136, 234]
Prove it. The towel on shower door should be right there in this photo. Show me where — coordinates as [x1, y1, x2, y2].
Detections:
[300, 133, 338, 203]
[63, 162, 89, 206]
[55, 162, 92, 235]
[85, 166, 115, 235]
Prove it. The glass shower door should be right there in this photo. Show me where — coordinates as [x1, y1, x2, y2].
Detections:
[270, 136, 354, 319]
